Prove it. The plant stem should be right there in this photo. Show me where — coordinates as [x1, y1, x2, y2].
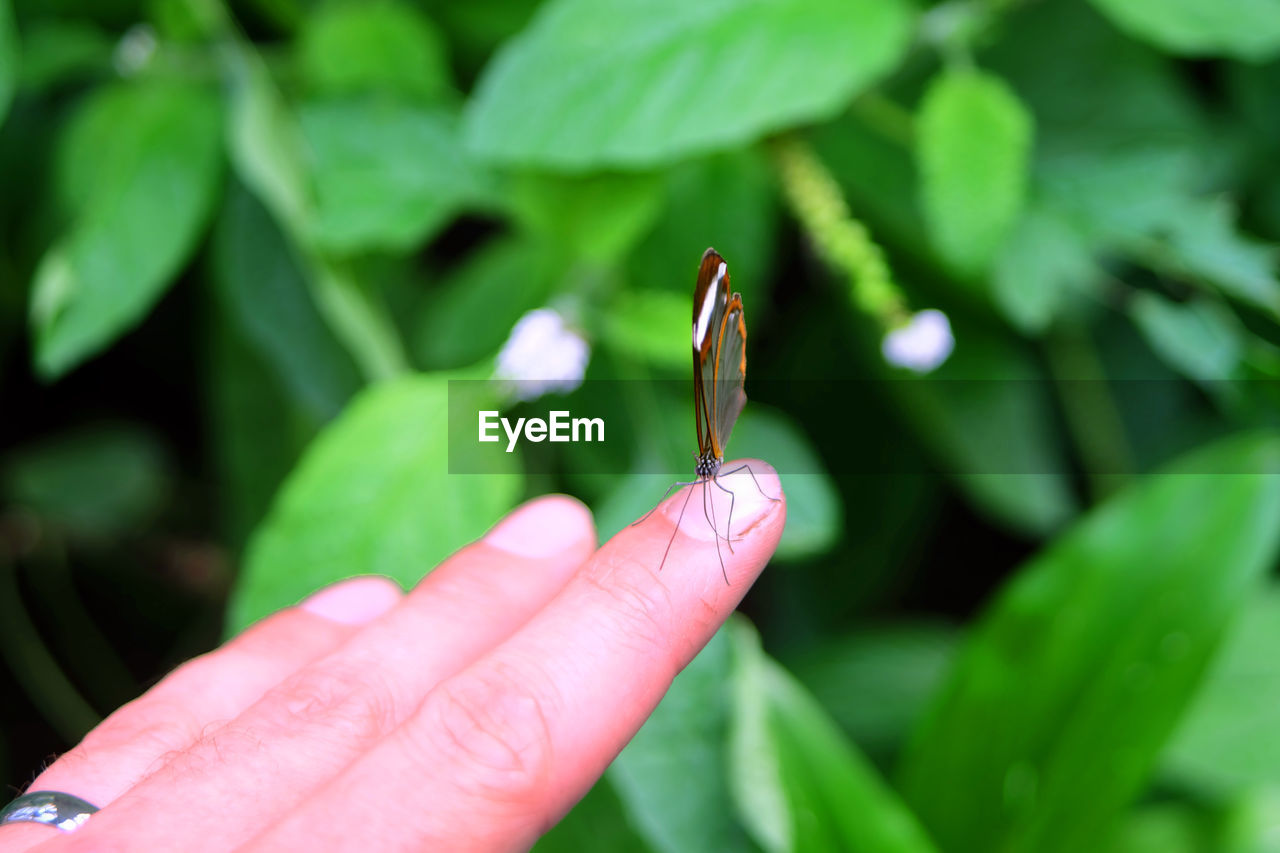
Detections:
[851, 92, 915, 148]
[0, 550, 100, 743]
[210, 0, 409, 382]
[770, 135, 908, 327]
[1045, 326, 1133, 500]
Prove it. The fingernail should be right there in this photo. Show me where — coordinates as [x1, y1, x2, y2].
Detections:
[486, 496, 592, 557]
[301, 576, 402, 625]
[661, 460, 782, 541]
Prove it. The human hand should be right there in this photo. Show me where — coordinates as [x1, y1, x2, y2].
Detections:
[2, 462, 784, 852]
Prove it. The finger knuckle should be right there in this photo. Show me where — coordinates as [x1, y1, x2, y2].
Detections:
[411, 663, 556, 804]
[258, 657, 400, 748]
[584, 553, 677, 662]
[78, 698, 202, 761]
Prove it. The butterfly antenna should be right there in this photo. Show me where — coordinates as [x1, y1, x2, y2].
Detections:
[657, 482, 696, 572]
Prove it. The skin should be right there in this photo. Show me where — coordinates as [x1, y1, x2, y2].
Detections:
[2, 461, 784, 852]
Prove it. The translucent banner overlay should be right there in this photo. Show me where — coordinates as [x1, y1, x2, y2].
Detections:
[447, 379, 1280, 475]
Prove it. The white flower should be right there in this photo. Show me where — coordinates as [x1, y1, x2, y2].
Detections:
[494, 308, 590, 401]
[882, 309, 954, 373]
[113, 25, 157, 76]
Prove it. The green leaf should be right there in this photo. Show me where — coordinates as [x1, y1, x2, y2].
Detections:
[814, 112, 924, 250]
[534, 778, 651, 852]
[1129, 292, 1244, 382]
[991, 204, 1097, 334]
[628, 149, 779, 312]
[986, 1, 1210, 249]
[1145, 198, 1280, 320]
[729, 405, 841, 561]
[1087, 0, 1280, 61]
[14, 20, 113, 95]
[29, 80, 223, 378]
[1012, 33, 1277, 324]
[729, 621, 795, 853]
[603, 289, 690, 370]
[1163, 585, 1280, 794]
[729, 619, 939, 853]
[917, 68, 1034, 277]
[895, 332, 1077, 535]
[1097, 804, 1212, 853]
[223, 49, 410, 380]
[0, 0, 16, 125]
[429, 0, 540, 81]
[1226, 59, 1280, 149]
[228, 374, 523, 633]
[207, 317, 320, 550]
[897, 432, 1280, 853]
[224, 49, 312, 239]
[509, 171, 663, 262]
[0, 424, 169, 538]
[307, 257, 411, 381]
[301, 98, 490, 253]
[464, 0, 915, 169]
[210, 182, 361, 420]
[413, 237, 558, 370]
[239, 0, 302, 31]
[297, 0, 452, 102]
[1217, 789, 1280, 852]
[792, 623, 957, 759]
[609, 628, 751, 853]
[1038, 143, 1200, 251]
[989, 0, 1203, 141]
[149, 0, 222, 42]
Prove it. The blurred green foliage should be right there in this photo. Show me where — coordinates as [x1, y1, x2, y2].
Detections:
[3, 0, 1280, 849]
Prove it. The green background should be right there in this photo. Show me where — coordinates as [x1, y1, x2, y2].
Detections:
[3, 0, 1280, 849]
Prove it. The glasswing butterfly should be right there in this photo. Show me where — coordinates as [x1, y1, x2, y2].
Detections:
[636, 248, 778, 582]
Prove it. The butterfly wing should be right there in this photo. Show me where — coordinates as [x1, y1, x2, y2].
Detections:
[711, 293, 747, 459]
[692, 248, 747, 463]
[692, 249, 723, 461]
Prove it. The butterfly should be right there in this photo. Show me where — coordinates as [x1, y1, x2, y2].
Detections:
[637, 248, 777, 582]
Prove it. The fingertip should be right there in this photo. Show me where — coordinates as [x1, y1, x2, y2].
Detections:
[723, 458, 784, 511]
[300, 575, 404, 625]
[659, 459, 785, 539]
[485, 494, 597, 558]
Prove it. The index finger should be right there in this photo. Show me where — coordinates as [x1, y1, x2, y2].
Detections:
[246, 460, 785, 851]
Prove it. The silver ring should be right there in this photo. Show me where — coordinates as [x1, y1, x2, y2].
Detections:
[0, 791, 99, 832]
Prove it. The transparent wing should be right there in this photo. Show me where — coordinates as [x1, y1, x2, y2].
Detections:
[693, 249, 729, 459]
[710, 294, 747, 459]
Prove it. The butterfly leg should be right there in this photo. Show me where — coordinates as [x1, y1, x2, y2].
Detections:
[703, 479, 729, 585]
[717, 463, 782, 503]
[711, 475, 738, 555]
[703, 474, 718, 537]
[715, 464, 781, 545]
[656, 480, 698, 572]
[632, 478, 700, 527]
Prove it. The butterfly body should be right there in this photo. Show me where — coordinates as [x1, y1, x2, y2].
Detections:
[634, 248, 775, 582]
[691, 248, 747, 479]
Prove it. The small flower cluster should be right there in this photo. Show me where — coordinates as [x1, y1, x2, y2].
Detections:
[772, 136, 953, 374]
[494, 308, 590, 401]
